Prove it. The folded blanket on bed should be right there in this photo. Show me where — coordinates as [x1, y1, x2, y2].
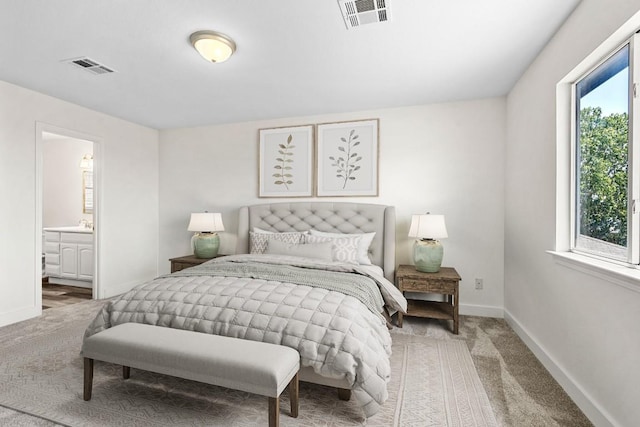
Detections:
[84, 254, 405, 417]
[202, 254, 407, 314]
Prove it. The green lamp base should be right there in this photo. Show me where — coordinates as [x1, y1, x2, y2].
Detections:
[193, 232, 220, 258]
[413, 239, 444, 273]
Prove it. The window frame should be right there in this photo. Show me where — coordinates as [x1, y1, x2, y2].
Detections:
[569, 35, 640, 266]
[553, 15, 640, 293]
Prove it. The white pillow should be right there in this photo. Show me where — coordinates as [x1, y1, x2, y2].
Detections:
[309, 230, 375, 265]
[253, 227, 309, 235]
[249, 231, 306, 254]
[265, 240, 333, 262]
[253, 227, 275, 233]
[304, 234, 362, 264]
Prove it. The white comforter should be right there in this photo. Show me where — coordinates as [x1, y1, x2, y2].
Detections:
[84, 254, 407, 417]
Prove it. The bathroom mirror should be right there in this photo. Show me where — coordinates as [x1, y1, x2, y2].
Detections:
[83, 170, 93, 214]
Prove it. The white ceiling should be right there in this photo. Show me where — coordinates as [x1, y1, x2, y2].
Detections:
[0, 0, 580, 130]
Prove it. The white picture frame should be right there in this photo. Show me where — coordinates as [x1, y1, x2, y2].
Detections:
[316, 119, 379, 197]
[259, 125, 314, 197]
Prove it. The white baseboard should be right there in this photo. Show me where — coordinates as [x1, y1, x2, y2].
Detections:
[0, 305, 41, 328]
[460, 303, 504, 318]
[97, 278, 148, 299]
[504, 309, 618, 427]
[48, 277, 92, 288]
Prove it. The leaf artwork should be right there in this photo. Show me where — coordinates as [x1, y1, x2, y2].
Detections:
[329, 129, 362, 189]
[273, 134, 295, 190]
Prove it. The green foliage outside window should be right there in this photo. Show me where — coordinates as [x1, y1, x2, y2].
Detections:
[579, 106, 629, 246]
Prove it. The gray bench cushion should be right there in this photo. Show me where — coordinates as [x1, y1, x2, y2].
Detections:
[81, 323, 299, 397]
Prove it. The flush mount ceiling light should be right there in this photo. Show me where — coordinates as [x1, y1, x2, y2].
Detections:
[190, 30, 236, 63]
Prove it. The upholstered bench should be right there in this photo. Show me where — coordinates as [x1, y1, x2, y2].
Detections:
[81, 323, 300, 427]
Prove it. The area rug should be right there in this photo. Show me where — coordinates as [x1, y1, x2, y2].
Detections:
[0, 300, 498, 426]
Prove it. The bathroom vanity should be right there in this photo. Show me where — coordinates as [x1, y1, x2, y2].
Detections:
[44, 226, 93, 288]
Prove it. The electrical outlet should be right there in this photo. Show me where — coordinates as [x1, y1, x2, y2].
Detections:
[475, 278, 483, 290]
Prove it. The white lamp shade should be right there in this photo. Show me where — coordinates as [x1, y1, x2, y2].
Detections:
[188, 212, 225, 232]
[408, 214, 448, 239]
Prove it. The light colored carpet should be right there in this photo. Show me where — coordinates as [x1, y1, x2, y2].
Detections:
[396, 317, 593, 427]
[0, 300, 498, 426]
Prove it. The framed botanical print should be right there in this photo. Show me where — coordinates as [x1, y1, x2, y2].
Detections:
[259, 125, 314, 197]
[316, 119, 379, 197]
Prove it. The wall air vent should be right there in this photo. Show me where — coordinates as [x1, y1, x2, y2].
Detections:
[64, 57, 115, 75]
[338, 0, 390, 29]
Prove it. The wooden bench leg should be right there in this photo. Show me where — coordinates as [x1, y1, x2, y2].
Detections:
[269, 397, 279, 427]
[123, 366, 130, 379]
[83, 358, 93, 401]
[288, 372, 299, 418]
[337, 388, 351, 401]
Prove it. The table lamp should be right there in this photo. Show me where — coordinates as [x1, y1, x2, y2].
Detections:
[408, 213, 448, 272]
[188, 212, 225, 258]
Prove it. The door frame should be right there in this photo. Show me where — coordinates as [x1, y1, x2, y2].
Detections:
[35, 122, 102, 306]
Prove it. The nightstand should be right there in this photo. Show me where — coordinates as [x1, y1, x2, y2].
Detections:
[169, 254, 221, 273]
[395, 264, 461, 334]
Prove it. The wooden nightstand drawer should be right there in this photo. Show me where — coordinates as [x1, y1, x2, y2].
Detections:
[399, 278, 456, 293]
[169, 254, 224, 273]
[172, 261, 197, 272]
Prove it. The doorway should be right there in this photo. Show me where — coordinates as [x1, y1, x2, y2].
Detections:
[36, 123, 100, 311]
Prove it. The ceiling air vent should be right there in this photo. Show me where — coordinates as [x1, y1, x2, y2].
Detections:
[338, 0, 390, 29]
[64, 57, 115, 75]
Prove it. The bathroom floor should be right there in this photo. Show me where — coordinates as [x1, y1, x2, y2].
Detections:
[42, 280, 92, 310]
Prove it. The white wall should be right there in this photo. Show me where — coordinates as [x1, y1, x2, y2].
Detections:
[43, 137, 93, 227]
[505, 1, 640, 426]
[0, 80, 160, 327]
[159, 98, 506, 317]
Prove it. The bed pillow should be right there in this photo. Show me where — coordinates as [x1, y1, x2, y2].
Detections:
[304, 234, 362, 264]
[265, 239, 334, 262]
[249, 231, 306, 254]
[309, 230, 376, 265]
[253, 227, 309, 234]
[253, 227, 275, 233]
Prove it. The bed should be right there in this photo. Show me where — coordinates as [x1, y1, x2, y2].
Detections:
[84, 202, 407, 417]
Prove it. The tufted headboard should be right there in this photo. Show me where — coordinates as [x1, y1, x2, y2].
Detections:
[236, 202, 396, 281]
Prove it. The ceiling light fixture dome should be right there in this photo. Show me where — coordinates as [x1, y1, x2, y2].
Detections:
[190, 30, 236, 63]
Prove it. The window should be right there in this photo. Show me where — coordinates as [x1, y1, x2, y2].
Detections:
[572, 39, 638, 264]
